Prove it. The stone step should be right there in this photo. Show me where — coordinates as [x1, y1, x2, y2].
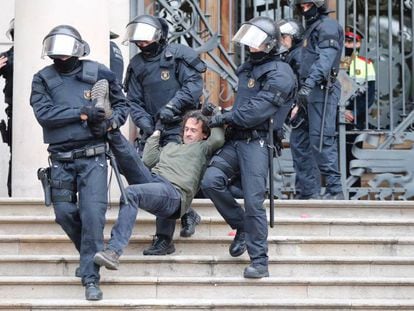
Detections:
[1, 255, 414, 278]
[3, 198, 414, 219]
[1, 276, 414, 300]
[1, 298, 414, 311]
[2, 234, 414, 257]
[1, 215, 414, 237]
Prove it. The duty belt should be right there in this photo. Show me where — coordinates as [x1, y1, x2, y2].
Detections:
[226, 128, 268, 141]
[50, 144, 106, 162]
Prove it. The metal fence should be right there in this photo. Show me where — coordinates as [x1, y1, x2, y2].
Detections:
[136, 0, 414, 200]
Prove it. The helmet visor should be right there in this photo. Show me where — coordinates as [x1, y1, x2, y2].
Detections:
[41, 34, 85, 59]
[232, 24, 269, 51]
[122, 22, 161, 45]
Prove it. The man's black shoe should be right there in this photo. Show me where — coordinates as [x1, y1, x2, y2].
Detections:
[85, 282, 103, 301]
[229, 230, 246, 257]
[243, 264, 269, 279]
[180, 209, 201, 237]
[322, 192, 345, 200]
[75, 267, 81, 278]
[143, 235, 175, 255]
[94, 249, 120, 270]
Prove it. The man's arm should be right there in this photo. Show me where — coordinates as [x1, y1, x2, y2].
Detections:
[142, 130, 161, 168]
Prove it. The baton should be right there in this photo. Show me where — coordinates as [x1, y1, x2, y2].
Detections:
[268, 118, 275, 228]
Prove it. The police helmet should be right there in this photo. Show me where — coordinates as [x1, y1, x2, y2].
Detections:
[294, 0, 325, 8]
[5, 18, 14, 41]
[233, 16, 281, 53]
[41, 25, 90, 59]
[122, 14, 167, 45]
[277, 19, 304, 45]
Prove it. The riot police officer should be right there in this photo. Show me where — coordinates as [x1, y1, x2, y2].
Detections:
[0, 18, 14, 197]
[278, 18, 321, 199]
[201, 17, 296, 278]
[109, 31, 124, 83]
[122, 14, 206, 253]
[30, 25, 129, 300]
[294, 0, 344, 199]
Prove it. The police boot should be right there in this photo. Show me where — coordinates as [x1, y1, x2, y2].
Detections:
[91, 79, 112, 118]
[94, 249, 120, 270]
[143, 235, 175, 255]
[180, 209, 201, 237]
[229, 229, 246, 257]
[85, 282, 103, 301]
[243, 264, 269, 279]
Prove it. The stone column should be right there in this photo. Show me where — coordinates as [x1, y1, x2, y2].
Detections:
[13, 0, 109, 197]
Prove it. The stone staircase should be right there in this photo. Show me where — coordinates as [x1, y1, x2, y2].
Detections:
[1, 198, 414, 310]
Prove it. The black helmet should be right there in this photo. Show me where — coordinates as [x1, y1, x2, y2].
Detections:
[122, 14, 167, 45]
[277, 18, 304, 45]
[233, 16, 281, 53]
[294, 0, 325, 7]
[41, 25, 90, 59]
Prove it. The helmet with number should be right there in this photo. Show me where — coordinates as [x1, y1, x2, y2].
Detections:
[233, 16, 281, 53]
[122, 14, 168, 45]
[41, 25, 90, 59]
[277, 18, 304, 45]
[5, 18, 14, 41]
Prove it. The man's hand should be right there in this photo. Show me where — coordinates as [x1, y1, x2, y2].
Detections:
[159, 105, 175, 122]
[80, 104, 106, 123]
[297, 85, 312, 104]
[89, 119, 111, 138]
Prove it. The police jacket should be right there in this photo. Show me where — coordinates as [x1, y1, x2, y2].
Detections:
[226, 57, 296, 132]
[0, 47, 13, 105]
[30, 60, 129, 151]
[124, 43, 206, 134]
[299, 14, 344, 91]
[110, 41, 124, 83]
[286, 44, 302, 83]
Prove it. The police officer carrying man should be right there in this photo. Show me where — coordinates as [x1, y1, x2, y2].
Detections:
[201, 17, 296, 278]
[30, 25, 129, 300]
[109, 31, 124, 83]
[278, 18, 321, 199]
[293, 0, 344, 199]
[0, 18, 14, 197]
[342, 25, 376, 130]
[122, 14, 207, 253]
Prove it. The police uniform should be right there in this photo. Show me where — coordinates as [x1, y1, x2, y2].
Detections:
[110, 41, 124, 83]
[295, 3, 344, 198]
[201, 16, 296, 277]
[30, 25, 129, 300]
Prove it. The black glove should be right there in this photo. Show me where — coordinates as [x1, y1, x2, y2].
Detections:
[201, 102, 216, 117]
[154, 119, 164, 132]
[159, 103, 181, 123]
[89, 119, 110, 138]
[80, 104, 106, 123]
[297, 85, 312, 105]
[208, 114, 227, 128]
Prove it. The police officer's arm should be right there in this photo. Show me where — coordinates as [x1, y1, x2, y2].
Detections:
[125, 65, 154, 134]
[171, 60, 204, 113]
[230, 71, 295, 128]
[142, 130, 161, 168]
[303, 20, 341, 89]
[30, 74, 84, 128]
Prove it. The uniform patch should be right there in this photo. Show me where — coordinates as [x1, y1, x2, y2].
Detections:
[247, 78, 255, 88]
[84, 90, 91, 100]
[161, 70, 170, 80]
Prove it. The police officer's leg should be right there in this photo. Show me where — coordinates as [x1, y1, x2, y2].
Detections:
[201, 143, 245, 231]
[308, 89, 342, 196]
[238, 139, 269, 273]
[107, 130, 153, 185]
[77, 154, 108, 286]
[290, 123, 320, 199]
[50, 160, 81, 252]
